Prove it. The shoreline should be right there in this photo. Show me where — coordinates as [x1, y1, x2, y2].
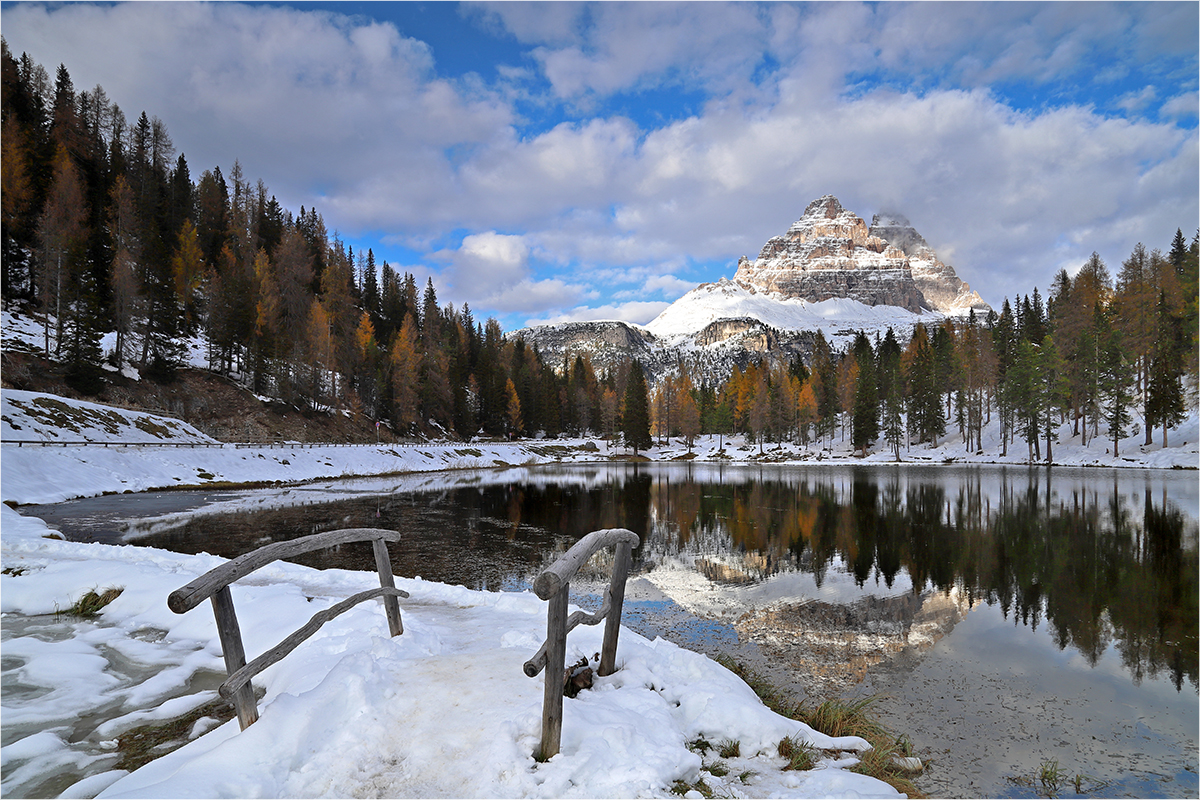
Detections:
[3, 431, 1195, 509]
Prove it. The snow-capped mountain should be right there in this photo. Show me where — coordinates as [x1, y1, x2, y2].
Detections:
[517, 197, 988, 385]
[867, 211, 989, 316]
[733, 195, 988, 315]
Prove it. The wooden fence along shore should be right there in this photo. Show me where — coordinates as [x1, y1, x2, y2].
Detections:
[166, 526, 639, 759]
[523, 528, 640, 759]
[167, 528, 406, 730]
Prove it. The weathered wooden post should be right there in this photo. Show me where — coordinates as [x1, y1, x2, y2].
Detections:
[598, 537, 633, 677]
[540, 582, 569, 759]
[211, 585, 258, 729]
[524, 528, 639, 760]
[371, 537, 403, 636]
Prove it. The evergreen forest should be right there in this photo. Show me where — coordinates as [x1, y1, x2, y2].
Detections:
[3, 44, 1197, 457]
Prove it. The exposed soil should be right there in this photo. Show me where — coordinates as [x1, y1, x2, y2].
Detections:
[1, 350, 405, 445]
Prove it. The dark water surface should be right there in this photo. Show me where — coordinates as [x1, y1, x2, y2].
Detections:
[22, 463, 1199, 798]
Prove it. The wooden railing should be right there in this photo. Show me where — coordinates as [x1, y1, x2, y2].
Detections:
[523, 528, 640, 760]
[167, 528, 407, 730]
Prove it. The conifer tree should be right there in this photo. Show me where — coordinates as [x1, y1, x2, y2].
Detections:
[37, 143, 88, 356]
[1145, 290, 1186, 447]
[877, 328, 904, 459]
[170, 219, 205, 335]
[1007, 339, 1044, 461]
[796, 381, 817, 446]
[1098, 328, 1133, 457]
[677, 383, 701, 451]
[622, 360, 652, 453]
[851, 332, 878, 456]
[504, 377, 523, 437]
[599, 386, 620, 447]
[389, 315, 420, 432]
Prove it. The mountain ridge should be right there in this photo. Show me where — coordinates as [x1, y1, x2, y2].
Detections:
[518, 197, 989, 384]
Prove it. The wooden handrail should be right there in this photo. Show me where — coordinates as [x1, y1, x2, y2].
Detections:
[524, 528, 639, 760]
[168, 527, 406, 730]
[168, 528, 402, 612]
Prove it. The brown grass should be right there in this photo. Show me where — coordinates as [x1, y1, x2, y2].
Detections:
[715, 654, 924, 797]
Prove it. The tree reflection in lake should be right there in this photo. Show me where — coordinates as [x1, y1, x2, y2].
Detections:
[66, 463, 1193, 694]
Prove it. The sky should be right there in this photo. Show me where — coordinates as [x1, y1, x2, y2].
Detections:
[1, 1, 1197, 332]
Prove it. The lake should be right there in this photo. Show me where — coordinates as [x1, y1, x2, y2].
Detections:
[23, 462, 1199, 798]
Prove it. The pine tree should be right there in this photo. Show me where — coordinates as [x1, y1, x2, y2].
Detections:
[811, 332, 838, 446]
[1145, 291, 1186, 447]
[170, 219, 205, 335]
[621, 360, 652, 454]
[250, 247, 280, 394]
[37, 143, 88, 356]
[108, 174, 141, 368]
[796, 381, 817, 446]
[677, 385, 701, 451]
[1039, 335, 1068, 463]
[878, 328, 904, 460]
[1007, 339, 1044, 462]
[851, 332, 878, 456]
[1098, 328, 1133, 457]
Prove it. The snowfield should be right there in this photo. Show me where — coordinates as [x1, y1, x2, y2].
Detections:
[644, 279, 944, 350]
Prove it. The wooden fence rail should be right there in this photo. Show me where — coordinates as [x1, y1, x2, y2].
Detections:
[523, 528, 639, 760]
[167, 527, 407, 730]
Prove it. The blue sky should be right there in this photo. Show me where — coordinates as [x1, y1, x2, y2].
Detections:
[2, 1, 1197, 331]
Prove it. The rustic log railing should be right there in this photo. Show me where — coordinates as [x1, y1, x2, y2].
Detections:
[167, 527, 407, 730]
[523, 527, 639, 760]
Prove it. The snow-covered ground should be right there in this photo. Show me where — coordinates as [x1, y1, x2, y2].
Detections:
[2, 395, 904, 799]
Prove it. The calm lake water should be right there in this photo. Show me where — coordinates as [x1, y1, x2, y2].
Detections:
[23, 463, 1199, 798]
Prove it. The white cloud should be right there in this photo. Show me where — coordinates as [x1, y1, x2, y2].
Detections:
[1118, 86, 1158, 114]
[1161, 91, 1200, 121]
[1, 2, 512, 225]
[522, 300, 671, 328]
[3, 1, 1195, 326]
[482, 2, 770, 100]
[435, 231, 531, 304]
[482, 278, 587, 314]
[642, 274, 698, 298]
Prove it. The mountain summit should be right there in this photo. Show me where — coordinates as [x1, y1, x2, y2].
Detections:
[732, 195, 987, 315]
[518, 197, 989, 385]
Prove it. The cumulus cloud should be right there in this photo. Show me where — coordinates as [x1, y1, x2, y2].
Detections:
[4, 1, 1195, 327]
[2, 2, 512, 222]
[522, 300, 671, 328]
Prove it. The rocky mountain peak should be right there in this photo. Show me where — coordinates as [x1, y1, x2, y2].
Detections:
[867, 212, 989, 315]
[734, 195, 926, 312]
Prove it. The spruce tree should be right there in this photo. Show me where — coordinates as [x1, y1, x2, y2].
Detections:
[851, 332, 878, 456]
[1098, 329, 1132, 457]
[1145, 291, 1186, 447]
[622, 360, 652, 454]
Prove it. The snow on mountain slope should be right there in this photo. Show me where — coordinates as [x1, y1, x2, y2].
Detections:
[645, 277, 943, 350]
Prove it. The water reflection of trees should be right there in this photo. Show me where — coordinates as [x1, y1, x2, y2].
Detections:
[641, 469, 1198, 692]
[130, 465, 1196, 690]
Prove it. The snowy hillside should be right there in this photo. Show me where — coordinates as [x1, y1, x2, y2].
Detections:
[644, 278, 942, 350]
[2, 390, 216, 444]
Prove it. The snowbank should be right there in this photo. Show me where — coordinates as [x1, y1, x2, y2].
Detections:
[3, 383, 1196, 509]
[1, 506, 896, 799]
